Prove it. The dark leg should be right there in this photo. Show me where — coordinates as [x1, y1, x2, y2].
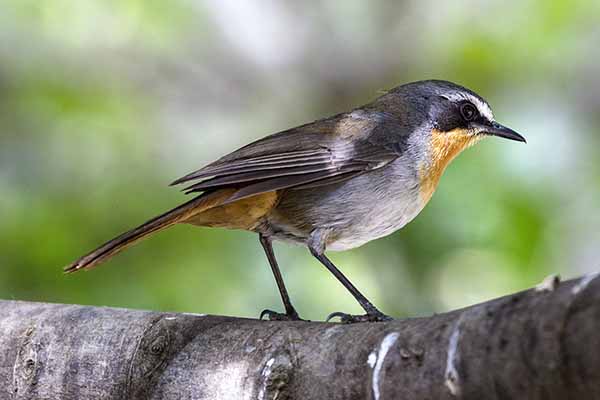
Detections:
[259, 234, 302, 321]
[309, 247, 392, 323]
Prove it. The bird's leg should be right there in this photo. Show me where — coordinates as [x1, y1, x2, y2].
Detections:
[259, 234, 303, 321]
[308, 246, 392, 323]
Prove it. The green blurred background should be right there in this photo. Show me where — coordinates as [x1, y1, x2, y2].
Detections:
[1, 1, 599, 320]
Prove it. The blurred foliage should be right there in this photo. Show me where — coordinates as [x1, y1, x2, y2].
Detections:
[1, 1, 600, 320]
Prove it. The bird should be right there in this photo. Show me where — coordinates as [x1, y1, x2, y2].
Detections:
[65, 80, 525, 323]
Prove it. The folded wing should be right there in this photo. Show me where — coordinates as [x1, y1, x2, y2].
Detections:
[170, 113, 402, 204]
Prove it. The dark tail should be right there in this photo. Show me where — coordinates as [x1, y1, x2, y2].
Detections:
[64, 195, 215, 273]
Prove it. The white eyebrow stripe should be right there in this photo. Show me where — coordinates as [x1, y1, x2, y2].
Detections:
[441, 92, 494, 121]
[473, 97, 494, 121]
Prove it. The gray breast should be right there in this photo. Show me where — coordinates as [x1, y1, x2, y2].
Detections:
[266, 156, 426, 251]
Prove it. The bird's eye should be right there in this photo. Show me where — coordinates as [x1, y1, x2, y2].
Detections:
[460, 103, 478, 121]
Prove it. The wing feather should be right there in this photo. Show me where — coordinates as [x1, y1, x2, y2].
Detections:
[221, 165, 368, 204]
[170, 150, 331, 185]
[182, 163, 344, 193]
[170, 111, 404, 201]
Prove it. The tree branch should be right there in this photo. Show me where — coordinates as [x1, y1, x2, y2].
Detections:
[1, 275, 599, 399]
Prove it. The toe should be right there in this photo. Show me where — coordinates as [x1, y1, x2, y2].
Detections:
[326, 311, 351, 323]
[260, 309, 305, 321]
[326, 311, 393, 323]
[370, 313, 393, 322]
[260, 309, 281, 320]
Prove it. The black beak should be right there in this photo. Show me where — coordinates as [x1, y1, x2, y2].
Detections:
[477, 121, 526, 143]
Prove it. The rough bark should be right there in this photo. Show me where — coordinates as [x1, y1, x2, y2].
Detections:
[0, 274, 599, 400]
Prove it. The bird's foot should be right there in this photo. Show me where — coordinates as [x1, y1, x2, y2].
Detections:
[326, 311, 393, 324]
[260, 309, 305, 321]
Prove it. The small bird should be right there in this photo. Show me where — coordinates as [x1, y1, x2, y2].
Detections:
[65, 80, 525, 323]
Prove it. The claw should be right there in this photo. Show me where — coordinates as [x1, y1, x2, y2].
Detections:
[326, 311, 393, 324]
[326, 311, 351, 323]
[260, 309, 304, 321]
[260, 309, 276, 320]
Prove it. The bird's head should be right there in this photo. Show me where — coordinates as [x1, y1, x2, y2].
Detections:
[384, 79, 526, 145]
[377, 80, 526, 201]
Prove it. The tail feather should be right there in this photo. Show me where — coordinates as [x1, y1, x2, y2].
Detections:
[64, 192, 227, 273]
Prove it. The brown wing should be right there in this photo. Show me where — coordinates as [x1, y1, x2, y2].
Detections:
[170, 112, 402, 204]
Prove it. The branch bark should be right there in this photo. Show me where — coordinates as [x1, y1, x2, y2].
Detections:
[1, 275, 599, 399]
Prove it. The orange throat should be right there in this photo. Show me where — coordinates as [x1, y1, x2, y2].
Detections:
[419, 128, 482, 203]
